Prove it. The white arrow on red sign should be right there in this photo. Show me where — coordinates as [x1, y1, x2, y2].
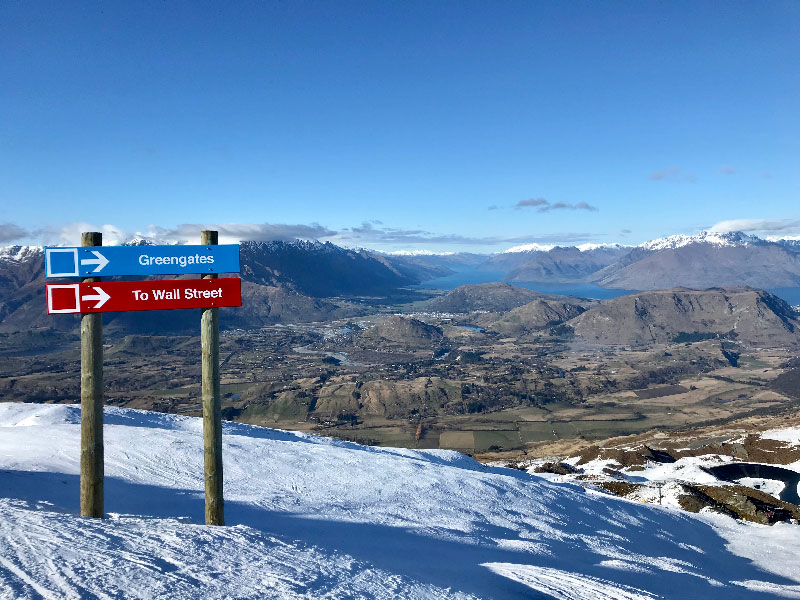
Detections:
[82, 286, 111, 309]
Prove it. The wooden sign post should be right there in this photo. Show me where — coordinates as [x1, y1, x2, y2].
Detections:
[201, 230, 224, 526]
[45, 231, 240, 524]
[80, 231, 104, 518]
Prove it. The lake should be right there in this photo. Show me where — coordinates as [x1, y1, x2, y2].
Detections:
[414, 269, 800, 305]
[414, 270, 635, 300]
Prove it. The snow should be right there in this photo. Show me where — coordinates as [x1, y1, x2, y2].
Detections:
[502, 242, 557, 253]
[502, 242, 628, 254]
[575, 243, 629, 252]
[738, 478, 785, 498]
[482, 563, 657, 599]
[761, 427, 800, 446]
[638, 230, 762, 251]
[1, 402, 800, 599]
[0, 245, 42, 262]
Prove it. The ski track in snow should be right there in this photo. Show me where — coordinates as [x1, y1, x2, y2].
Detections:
[482, 563, 658, 599]
[1, 403, 799, 599]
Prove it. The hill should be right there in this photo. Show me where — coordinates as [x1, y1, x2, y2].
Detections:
[482, 299, 586, 336]
[419, 283, 567, 313]
[570, 287, 800, 346]
[356, 315, 445, 350]
[1, 402, 798, 598]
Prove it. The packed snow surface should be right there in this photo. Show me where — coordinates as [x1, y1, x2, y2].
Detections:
[761, 427, 800, 446]
[2, 403, 800, 599]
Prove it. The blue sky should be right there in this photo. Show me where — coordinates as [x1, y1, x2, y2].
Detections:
[1, 1, 798, 252]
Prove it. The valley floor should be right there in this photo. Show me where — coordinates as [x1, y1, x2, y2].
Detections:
[1, 402, 800, 599]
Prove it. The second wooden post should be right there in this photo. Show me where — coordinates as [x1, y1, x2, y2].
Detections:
[80, 231, 104, 518]
[201, 230, 224, 525]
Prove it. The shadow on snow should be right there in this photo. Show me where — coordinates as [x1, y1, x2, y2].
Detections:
[1, 468, 795, 600]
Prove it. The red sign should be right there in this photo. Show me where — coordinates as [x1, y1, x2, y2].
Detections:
[46, 278, 242, 314]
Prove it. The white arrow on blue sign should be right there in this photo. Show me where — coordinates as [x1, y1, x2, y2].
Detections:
[45, 245, 240, 278]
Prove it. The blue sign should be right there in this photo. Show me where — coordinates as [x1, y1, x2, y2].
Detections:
[45, 245, 240, 278]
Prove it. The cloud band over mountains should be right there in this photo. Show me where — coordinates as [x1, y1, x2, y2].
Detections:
[1, 219, 601, 250]
[4, 215, 798, 251]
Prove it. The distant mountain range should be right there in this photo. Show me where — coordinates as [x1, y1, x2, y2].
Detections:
[386, 231, 800, 290]
[3, 230, 800, 334]
[0, 241, 442, 333]
[591, 233, 800, 290]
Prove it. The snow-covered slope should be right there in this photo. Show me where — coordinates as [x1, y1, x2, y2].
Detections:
[1, 403, 799, 599]
[502, 242, 630, 254]
[502, 243, 557, 254]
[0, 245, 42, 263]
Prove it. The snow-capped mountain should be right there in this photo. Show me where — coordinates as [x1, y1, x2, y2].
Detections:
[0, 244, 43, 263]
[593, 231, 800, 289]
[502, 242, 629, 254]
[638, 230, 763, 251]
[502, 242, 558, 253]
[575, 242, 630, 252]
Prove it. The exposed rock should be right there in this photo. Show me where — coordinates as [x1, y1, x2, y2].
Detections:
[534, 461, 583, 475]
[679, 484, 800, 524]
[595, 481, 642, 497]
[575, 444, 678, 467]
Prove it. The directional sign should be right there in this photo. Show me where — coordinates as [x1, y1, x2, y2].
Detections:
[44, 245, 240, 278]
[46, 278, 242, 314]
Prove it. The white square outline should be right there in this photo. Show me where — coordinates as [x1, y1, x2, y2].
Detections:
[45, 248, 79, 278]
[47, 284, 81, 314]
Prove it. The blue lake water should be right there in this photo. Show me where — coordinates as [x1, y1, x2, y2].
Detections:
[414, 270, 633, 300]
[767, 288, 800, 306]
[415, 269, 800, 305]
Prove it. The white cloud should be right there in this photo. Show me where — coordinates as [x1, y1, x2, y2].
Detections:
[29, 220, 605, 253]
[709, 219, 800, 235]
[141, 223, 336, 245]
[36, 222, 129, 246]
